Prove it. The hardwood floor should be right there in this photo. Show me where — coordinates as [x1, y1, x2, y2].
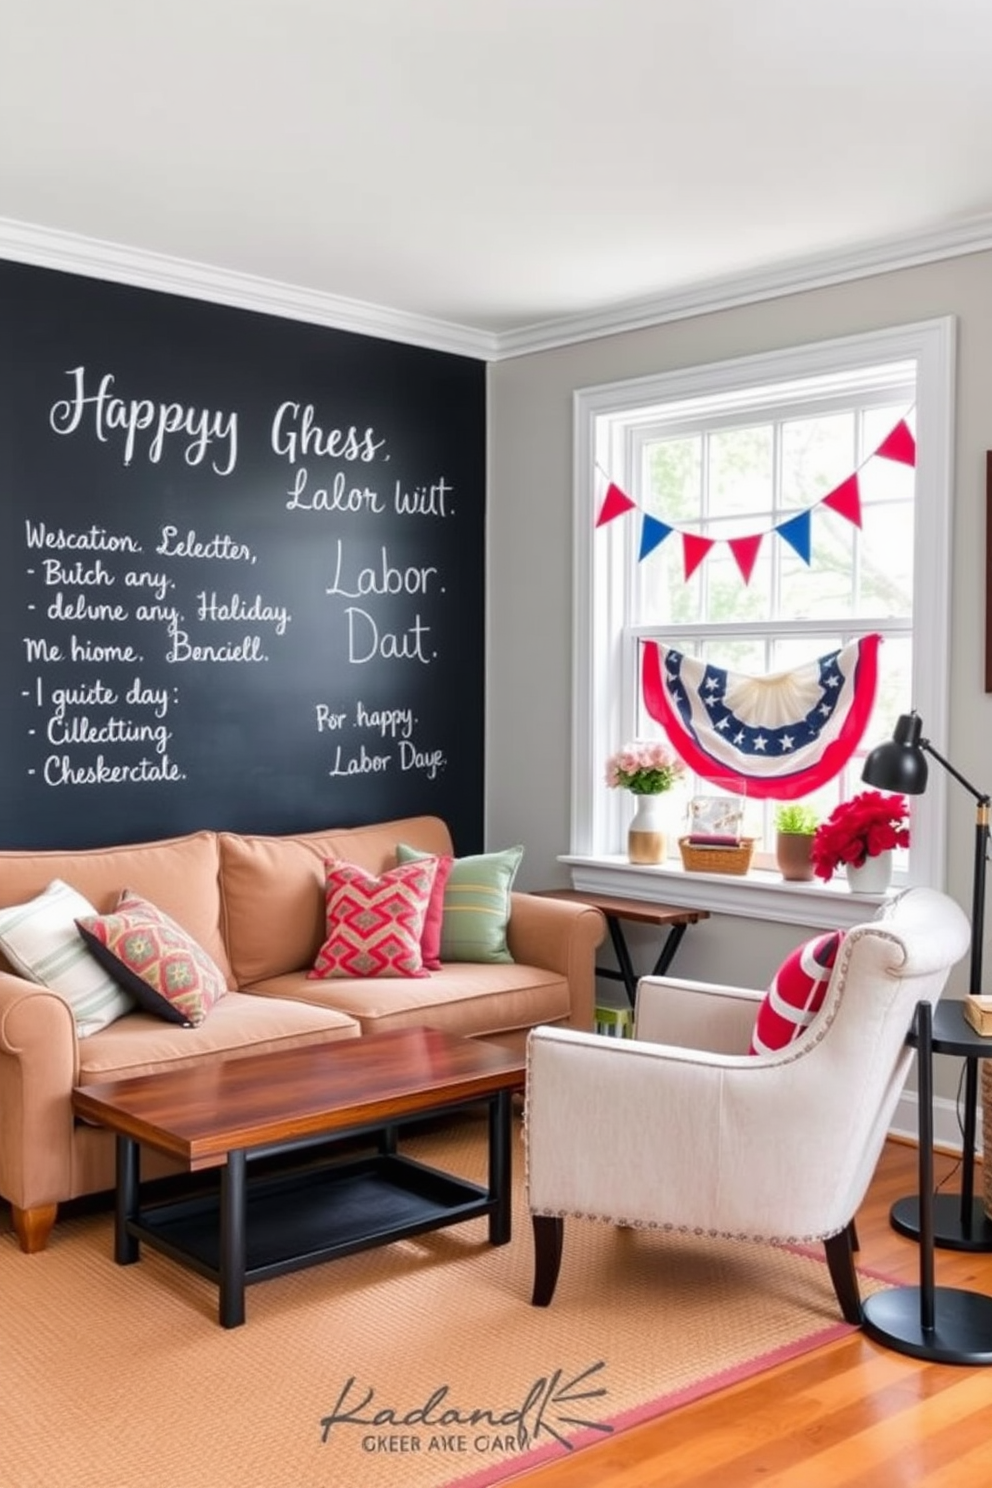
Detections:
[514, 1141, 992, 1487]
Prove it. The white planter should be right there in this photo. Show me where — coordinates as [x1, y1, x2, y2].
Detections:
[845, 851, 893, 894]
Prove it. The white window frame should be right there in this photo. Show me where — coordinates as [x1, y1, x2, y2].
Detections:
[563, 318, 955, 929]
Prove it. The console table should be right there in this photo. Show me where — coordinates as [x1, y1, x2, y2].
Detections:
[537, 890, 708, 1007]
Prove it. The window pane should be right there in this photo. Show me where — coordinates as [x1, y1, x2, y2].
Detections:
[781, 413, 854, 510]
[709, 424, 773, 522]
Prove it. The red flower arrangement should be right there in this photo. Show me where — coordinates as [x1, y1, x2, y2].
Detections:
[810, 790, 910, 881]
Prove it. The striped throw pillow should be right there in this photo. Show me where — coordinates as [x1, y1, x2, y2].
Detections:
[396, 843, 523, 964]
[0, 879, 136, 1037]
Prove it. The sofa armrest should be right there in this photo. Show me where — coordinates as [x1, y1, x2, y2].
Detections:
[634, 976, 763, 1054]
[506, 893, 606, 1032]
[0, 971, 78, 1209]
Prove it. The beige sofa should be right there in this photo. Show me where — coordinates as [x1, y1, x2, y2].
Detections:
[0, 814, 604, 1252]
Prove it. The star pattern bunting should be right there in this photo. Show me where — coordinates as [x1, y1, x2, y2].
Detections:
[641, 634, 881, 798]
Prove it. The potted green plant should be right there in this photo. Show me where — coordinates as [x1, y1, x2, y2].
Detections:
[773, 803, 819, 882]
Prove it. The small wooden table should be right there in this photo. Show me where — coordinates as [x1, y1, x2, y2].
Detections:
[539, 889, 709, 1006]
[71, 1026, 525, 1328]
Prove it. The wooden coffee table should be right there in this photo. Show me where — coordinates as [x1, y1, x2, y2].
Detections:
[71, 1026, 526, 1328]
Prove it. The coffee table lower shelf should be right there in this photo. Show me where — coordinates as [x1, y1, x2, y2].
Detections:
[117, 1146, 501, 1328]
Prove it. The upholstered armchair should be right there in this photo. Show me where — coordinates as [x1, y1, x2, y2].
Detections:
[525, 887, 970, 1322]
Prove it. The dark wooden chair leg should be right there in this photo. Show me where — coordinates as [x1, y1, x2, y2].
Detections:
[531, 1215, 564, 1306]
[849, 1218, 860, 1252]
[824, 1222, 862, 1325]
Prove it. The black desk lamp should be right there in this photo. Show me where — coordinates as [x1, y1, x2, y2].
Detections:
[859, 712, 992, 1363]
[861, 709, 992, 1250]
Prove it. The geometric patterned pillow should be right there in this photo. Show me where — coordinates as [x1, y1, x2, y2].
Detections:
[75, 891, 228, 1027]
[307, 858, 439, 980]
[749, 930, 844, 1055]
[0, 878, 136, 1037]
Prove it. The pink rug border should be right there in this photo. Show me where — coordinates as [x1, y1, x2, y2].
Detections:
[444, 1246, 898, 1488]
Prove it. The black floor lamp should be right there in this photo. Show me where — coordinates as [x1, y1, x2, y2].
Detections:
[861, 709, 992, 1250]
[859, 710, 992, 1362]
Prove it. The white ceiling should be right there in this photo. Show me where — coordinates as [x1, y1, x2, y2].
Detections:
[4, 0, 992, 355]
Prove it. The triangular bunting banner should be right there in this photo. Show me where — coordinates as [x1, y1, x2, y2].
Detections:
[641, 633, 882, 799]
[639, 514, 673, 560]
[776, 511, 812, 563]
[874, 419, 916, 467]
[728, 534, 762, 584]
[822, 474, 862, 528]
[595, 482, 636, 527]
[595, 409, 913, 581]
[683, 533, 715, 580]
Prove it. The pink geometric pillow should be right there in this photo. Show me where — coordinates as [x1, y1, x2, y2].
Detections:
[749, 930, 843, 1054]
[76, 891, 228, 1027]
[308, 858, 439, 980]
[419, 854, 453, 970]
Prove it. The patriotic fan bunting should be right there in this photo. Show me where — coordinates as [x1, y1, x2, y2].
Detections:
[596, 415, 915, 582]
[641, 633, 881, 799]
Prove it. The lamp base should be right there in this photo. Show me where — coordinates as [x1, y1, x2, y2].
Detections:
[861, 1286, 992, 1364]
[891, 1194, 992, 1253]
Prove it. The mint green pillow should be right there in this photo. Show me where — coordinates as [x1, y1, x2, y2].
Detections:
[396, 843, 523, 964]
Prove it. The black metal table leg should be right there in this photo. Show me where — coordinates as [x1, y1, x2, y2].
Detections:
[488, 1089, 513, 1245]
[219, 1150, 248, 1328]
[605, 915, 639, 1005]
[651, 922, 688, 978]
[115, 1134, 140, 1265]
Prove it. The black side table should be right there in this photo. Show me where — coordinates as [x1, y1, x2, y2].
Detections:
[536, 890, 709, 1007]
[861, 1000, 992, 1363]
[891, 998, 992, 1251]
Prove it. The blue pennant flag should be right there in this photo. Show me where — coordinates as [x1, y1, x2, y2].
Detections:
[639, 514, 673, 561]
[775, 511, 812, 564]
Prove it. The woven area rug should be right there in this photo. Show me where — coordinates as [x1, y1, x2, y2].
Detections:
[1, 1110, 891, 1488]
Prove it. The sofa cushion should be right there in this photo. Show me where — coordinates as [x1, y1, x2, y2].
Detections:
[0, 878, 136, 1036]
[396, 843, 523, 963]
[420, 853, 454, 970]
[219, 816, 455, 985]
[75, 991, 360, 1084]
[0, 831, 233, 988]
[77, 892, 229, 1027]
[246, 962, 572, 1041]
[749, 930, 843, 1054]
[308, 858, 439, 979]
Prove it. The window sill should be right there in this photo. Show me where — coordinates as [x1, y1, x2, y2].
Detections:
[557, 853, 901, 929]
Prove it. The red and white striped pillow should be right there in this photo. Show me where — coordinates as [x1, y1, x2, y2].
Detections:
[749, 930, 843, 1054]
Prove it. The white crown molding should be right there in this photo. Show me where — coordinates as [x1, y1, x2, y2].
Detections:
[0, 217, 499, 361]
[4, 211, 992, 364]
[492, 214, 992, 360]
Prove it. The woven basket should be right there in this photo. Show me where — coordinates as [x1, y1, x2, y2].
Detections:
[678, 836, 756, 876]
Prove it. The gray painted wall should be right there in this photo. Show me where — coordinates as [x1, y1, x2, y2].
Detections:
[488, 252, 992, 1109]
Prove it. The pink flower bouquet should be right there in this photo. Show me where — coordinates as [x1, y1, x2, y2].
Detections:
[605, 741, 685, 795]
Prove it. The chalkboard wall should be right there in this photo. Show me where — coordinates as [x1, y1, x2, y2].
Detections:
[0, 259, 486, 850]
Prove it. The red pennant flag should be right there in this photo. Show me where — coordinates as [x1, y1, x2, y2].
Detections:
[683, 533, 715, 580]
[595, 482, 637, 527]
[822, 474, 862, 528]
[728, 534, 762, 584]
[874, 419, 916, 467]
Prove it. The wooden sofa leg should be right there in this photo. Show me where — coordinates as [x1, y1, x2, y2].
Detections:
[11, 1204, 58, 1254]
[824, 1222, 862, 1325]
[531, 1215, 564, 1306]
